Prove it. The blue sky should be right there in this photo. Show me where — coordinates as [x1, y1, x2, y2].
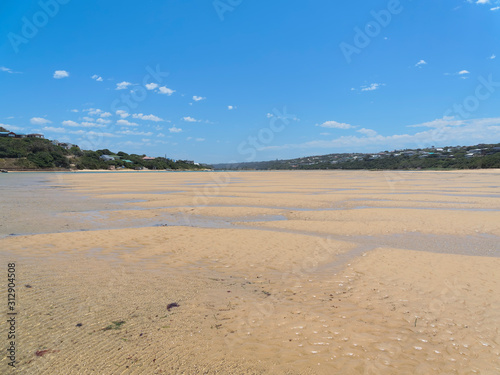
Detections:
[1, 0, 499, 163]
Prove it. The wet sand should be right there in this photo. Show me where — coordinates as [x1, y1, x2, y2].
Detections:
[0, 170, 499, 374]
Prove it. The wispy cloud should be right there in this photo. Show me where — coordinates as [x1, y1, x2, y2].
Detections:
[62, 120, 104, 128]
[62, 120, 79, 127]
[361, 83, 384, 91]
[228, 105, 236, 110]
[85, 108, 104, 116]
[317, 120, 354, 129]
[116, 110, 130, 118]
[53, 70, 69, 79]
[30, 117, 51, 125]
[116, 119, 138, 126]
[261, 117, 500, 152]
[116, 130, 153, 136]
[415, 59, 427, 67]
[1, 66, 21, 74]
[193, 96, 206, 102]
[43, 126, 65, 133]
[357, 128, 378, 137]
[182, 116, 200, 122]
[0, 123, 23, 131]
[91, 74, 103, 82]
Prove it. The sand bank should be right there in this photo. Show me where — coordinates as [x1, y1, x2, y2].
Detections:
[0, 170, 499, 374]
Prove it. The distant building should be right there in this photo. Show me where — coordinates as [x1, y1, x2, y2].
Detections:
[27, 133, 44, 138]
[0, 132, 16, 137]
[14, 134, 27, 138]
[100, 155, 115, 161]
[142, 156, 156, 160]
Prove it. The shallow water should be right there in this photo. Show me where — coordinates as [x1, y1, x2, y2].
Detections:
[2, 170, 500, 374]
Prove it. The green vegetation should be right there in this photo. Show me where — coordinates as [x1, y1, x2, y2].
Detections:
[0, 137, 71, 168]
[0, 128, 209, 170]
[102, 320, 126, 331]
[212, 143, 500, 170]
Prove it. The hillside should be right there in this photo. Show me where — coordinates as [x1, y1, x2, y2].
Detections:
[0, 128, 208, 171]
[211, 143, 500, 170]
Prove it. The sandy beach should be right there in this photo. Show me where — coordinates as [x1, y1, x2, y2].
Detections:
[1, 170, 499, 374]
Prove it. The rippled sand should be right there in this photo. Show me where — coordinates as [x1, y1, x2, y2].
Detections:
[1, 170, 499, 374]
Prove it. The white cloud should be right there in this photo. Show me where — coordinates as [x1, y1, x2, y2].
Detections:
[91, 74, 103, 82]
[490, 54, 496, 59]
[0, 66, 20, 74]
[30, 117, 51, 125]
[407, 116, 464, 128]
[82, 122, 105, 128]
[82, 116, 94, 122]
[491, 6, 500, 10]
[158, 86, 175, 95]
[76, 131, 119, 138]
[260, 117, 500, 152]
[132, 113, 163, 122]
[53, 70, 69, 79]
[62, 120, 79, 127]
[96, 118, 111, 125]
[116, 119, 138, 126]
[182, 116, 199, 122]
[116, 110, 130, 118]
[157, 133, 166, 137]
[117, 130, 153, 136]
[145, 83, 158, 90]
[228, 105, 236, 110]
[43, 126, 66, 133]
[169, 126, 182, 133]
[86, 108, 103, 116]
[458, 70, 470, 75]
[361, 83, 384, 91]
[100, 112, 112, 118]
[196, 138, 205, 142]
[0, 123, 23, 131]
[415, 59, 427, 67]
[357, 128, 378, 137]
[317, 120, 354, 129]
[193, 96, 205, 101]
[116, 81, 132, 90]
[70, 109, 79, 113]
[266, 113, 274, 118]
